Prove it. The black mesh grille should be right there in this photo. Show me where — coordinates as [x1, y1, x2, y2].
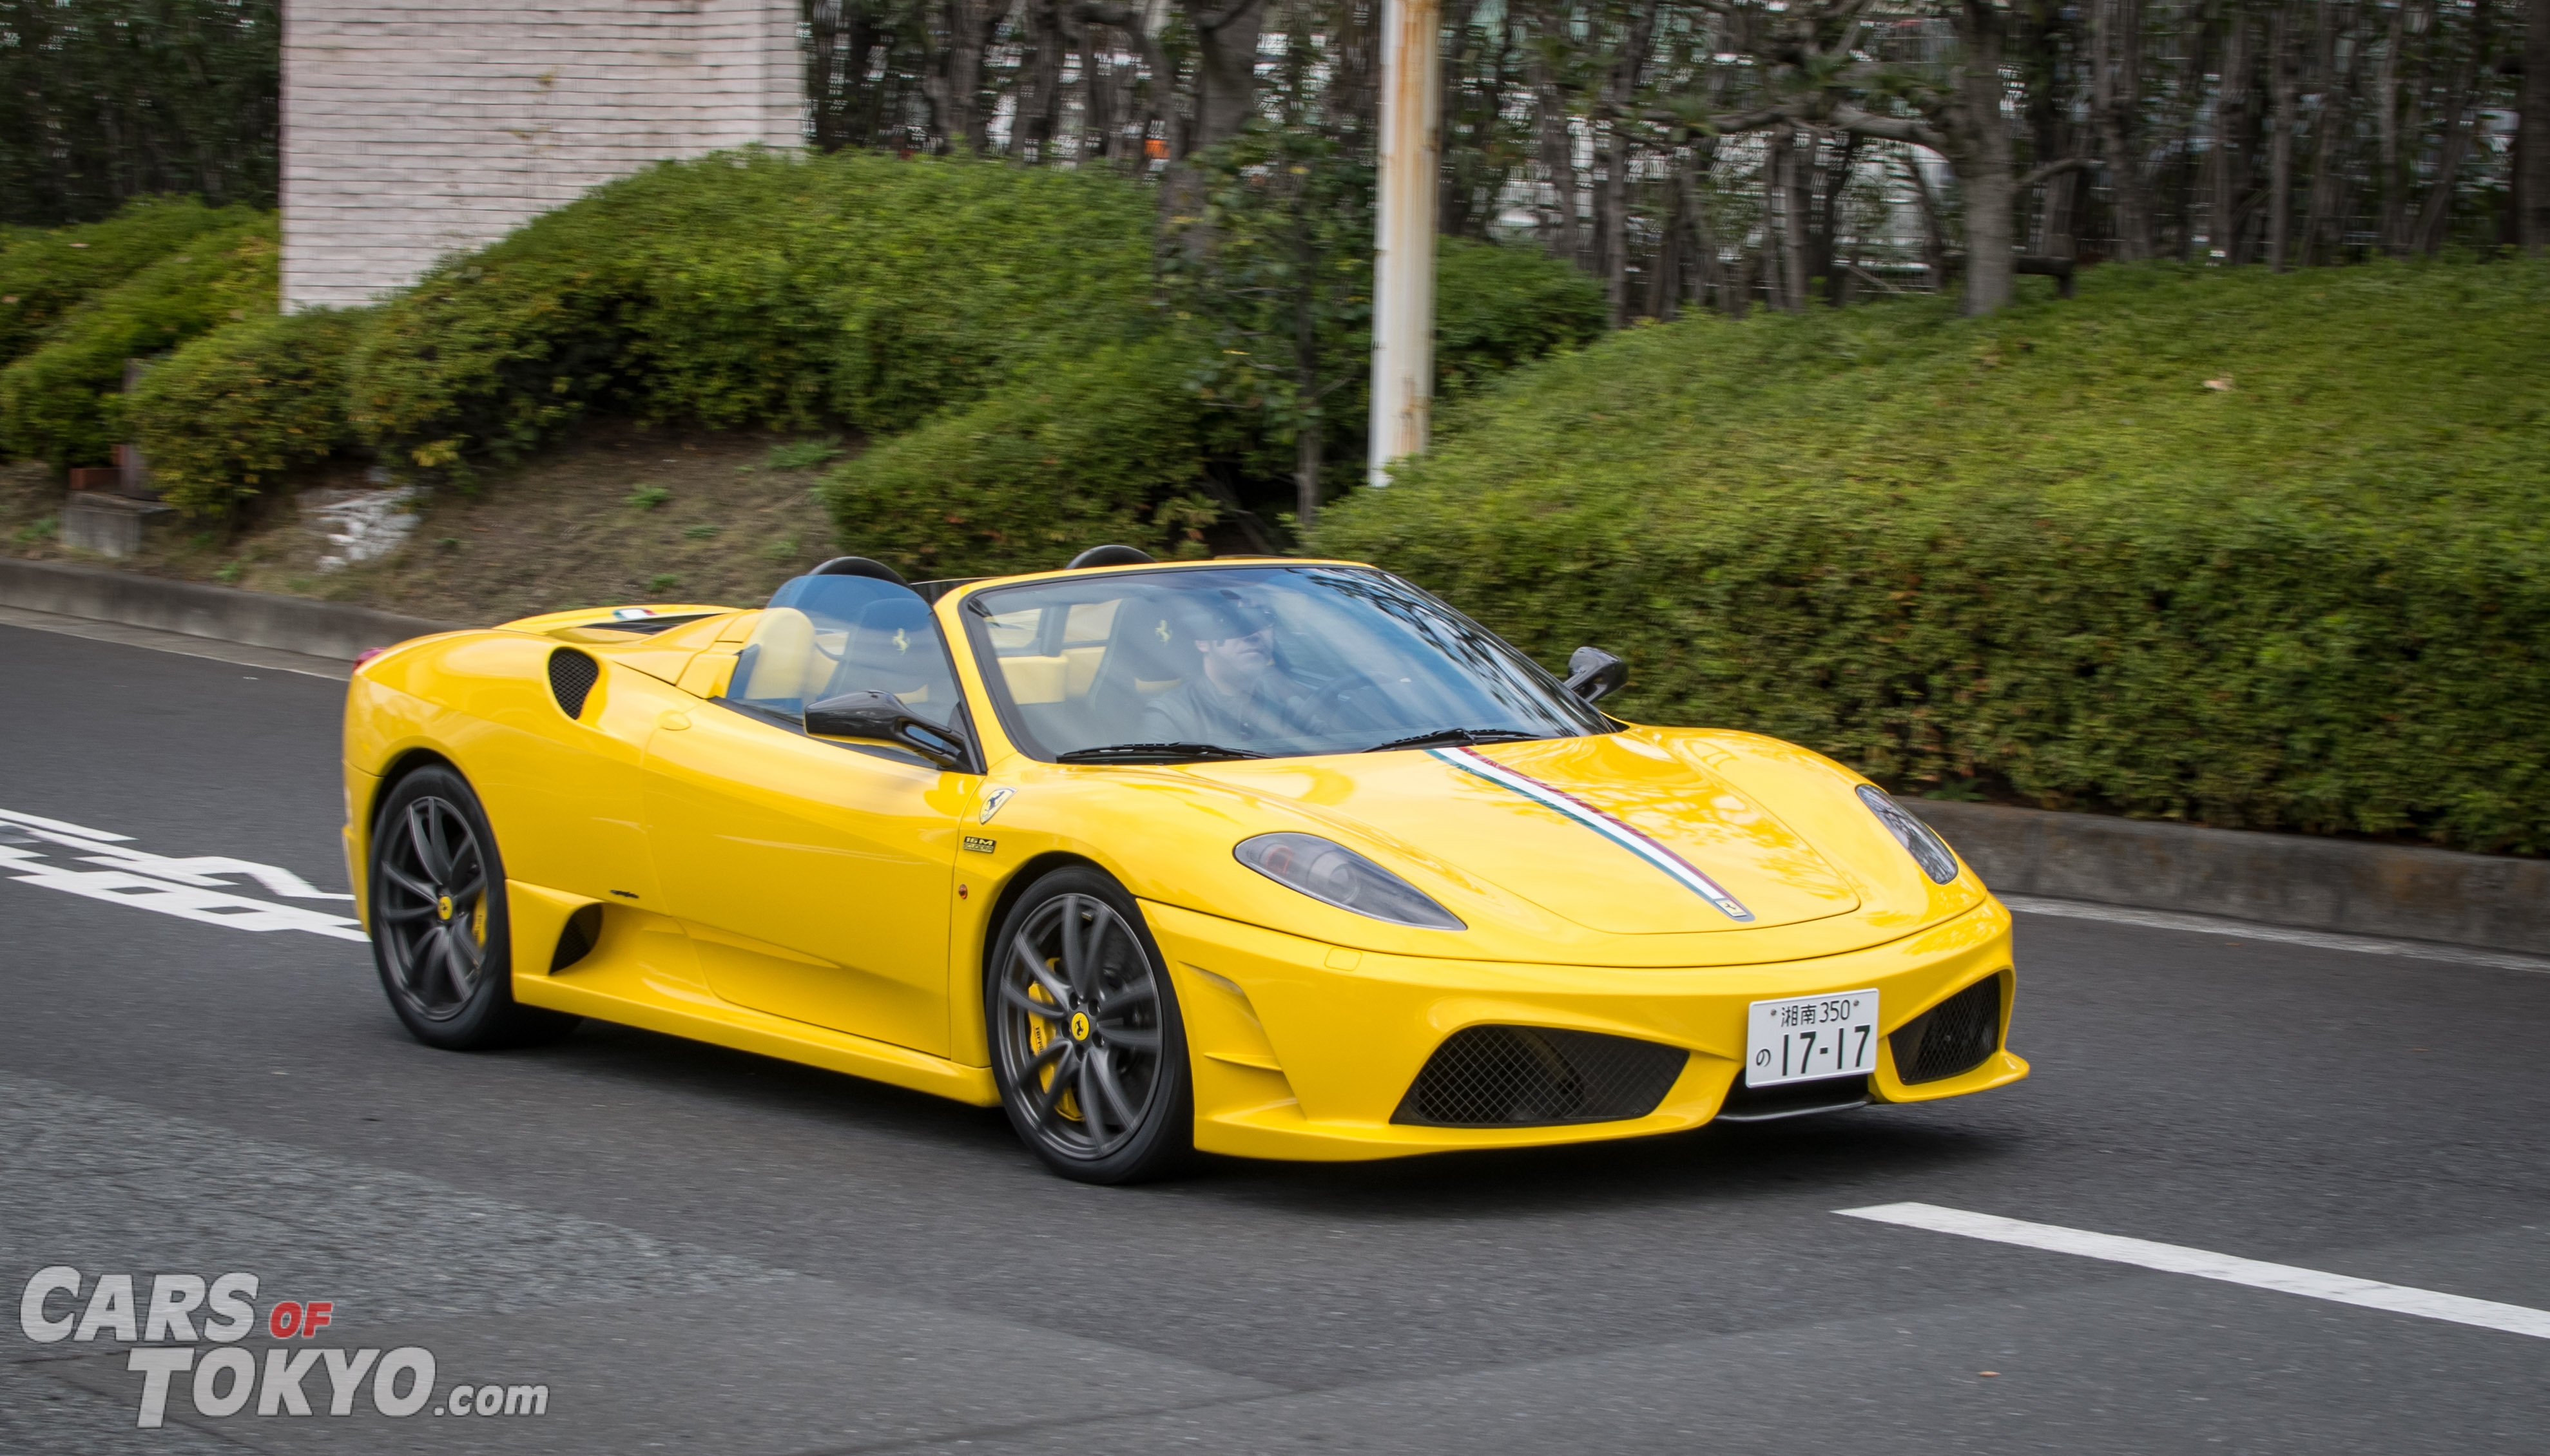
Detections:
[1891, 977, 2003, 1084]
[1393, 1027, 1688, 1127]
[547, 649, 600, 720]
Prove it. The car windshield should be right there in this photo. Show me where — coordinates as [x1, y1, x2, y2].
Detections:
[963, 565, 1612, 762]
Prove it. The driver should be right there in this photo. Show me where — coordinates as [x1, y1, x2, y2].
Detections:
[1137, 590, 1325, 747]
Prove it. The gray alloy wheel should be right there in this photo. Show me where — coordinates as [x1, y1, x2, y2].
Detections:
[989, 868, 1192, 1183]
[375, 792, 491, 1020]
[368, 764, 578, 1051]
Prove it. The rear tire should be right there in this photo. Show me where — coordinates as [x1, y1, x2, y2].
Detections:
[987, 867, 1192, 1183]
[368, 764, 579, 1051]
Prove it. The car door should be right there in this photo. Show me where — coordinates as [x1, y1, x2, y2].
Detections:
[641, 577, 978, 1057]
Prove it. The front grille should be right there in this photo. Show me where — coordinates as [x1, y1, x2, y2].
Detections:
[1393, 1026, 1688, 1127]
[1891, 976, 2003, 1084]
[546, 649, 600, 720]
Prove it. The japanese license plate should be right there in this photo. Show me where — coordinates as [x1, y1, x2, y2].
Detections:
[1746, 989, 1880, 1087]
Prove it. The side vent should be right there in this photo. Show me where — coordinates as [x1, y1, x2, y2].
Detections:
[547, 649, 601, 720]
[550, 905, 604, 972]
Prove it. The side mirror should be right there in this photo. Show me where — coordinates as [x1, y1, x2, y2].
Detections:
[1563, 646, 1627, 704]
[804, 690, 972, 771]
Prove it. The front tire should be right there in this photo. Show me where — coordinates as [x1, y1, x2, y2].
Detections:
[987, 868, 1193, 1183]
[368, 764, 579, 1051]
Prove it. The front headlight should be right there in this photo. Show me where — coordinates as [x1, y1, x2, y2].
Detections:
[1233, 833, 1466, 930]
[1856, 785, 1961, 884]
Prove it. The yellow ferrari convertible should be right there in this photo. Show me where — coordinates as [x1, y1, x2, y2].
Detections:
[343, 549, 2025, 1182]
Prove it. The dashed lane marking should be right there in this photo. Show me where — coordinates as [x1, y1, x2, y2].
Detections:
[0, 805, 366, 943]
[1841, 1202, 2550, 1341]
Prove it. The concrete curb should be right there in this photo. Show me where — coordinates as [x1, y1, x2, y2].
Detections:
[1908, 800, 2547, 958]
[0, 557, 463, 662]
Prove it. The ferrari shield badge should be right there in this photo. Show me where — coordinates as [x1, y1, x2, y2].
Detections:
[979, 787, 1016, 824]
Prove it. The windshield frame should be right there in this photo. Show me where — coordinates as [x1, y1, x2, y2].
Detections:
[955, 561, 1615, 765]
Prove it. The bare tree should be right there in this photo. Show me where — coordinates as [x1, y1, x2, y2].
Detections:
[2527, 0, 2550, 251]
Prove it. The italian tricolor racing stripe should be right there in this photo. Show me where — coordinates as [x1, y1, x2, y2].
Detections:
[1429, 745, 1757, 923]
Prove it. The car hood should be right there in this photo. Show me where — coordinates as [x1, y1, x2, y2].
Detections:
[1189, 733, 1863, 935]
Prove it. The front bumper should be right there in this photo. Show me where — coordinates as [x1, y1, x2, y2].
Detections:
[1143, 896, 2027, 1162]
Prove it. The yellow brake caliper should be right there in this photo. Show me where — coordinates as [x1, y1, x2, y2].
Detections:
[1023, 970, 1081, 1122]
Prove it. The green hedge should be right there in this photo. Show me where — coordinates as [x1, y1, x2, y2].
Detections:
[129, 308, 366, 516]
[1316, 258, 2550, 855]
[0, 215, 277, 468]
[0, 196, 263, 369]
[1432, 236, 1605, 398]
[347, 149, 1157, 472]
[822, 338, 1212, 580]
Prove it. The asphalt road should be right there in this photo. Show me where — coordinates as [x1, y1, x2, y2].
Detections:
[4, 618, 2547, 1455]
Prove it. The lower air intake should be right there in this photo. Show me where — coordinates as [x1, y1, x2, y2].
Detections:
[1393, 1026, 1688, 1127]
[547, 649, 600, 720]
[1891, 976, 2003, 1084]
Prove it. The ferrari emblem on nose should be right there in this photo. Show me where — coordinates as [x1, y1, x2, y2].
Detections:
[1069, 1011, 1092, 1042]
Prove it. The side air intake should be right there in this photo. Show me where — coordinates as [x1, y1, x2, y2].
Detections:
[1393, 1026, 1688, 1127]
[547, 649, 601, 720]
[1890, 976, 2003, 1084]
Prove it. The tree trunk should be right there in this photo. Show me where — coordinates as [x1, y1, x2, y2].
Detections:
[1646, 162, 1685, 323]
[1814, 130, 1861, 302]
[1594, 0, 1660, 319]
[2414, 0, 2487, 254]
[1077, 16, 1114, 161]
[2266, 0, 2301, 269]
[1019, 0, 1070, 161]
[1295, 289, 1322, 528]
[1598, 128, 1633, 321]
[1682, 151, 1721, 312]
[1762, 126, 1791, 312]
[1782, 125, 1813, 311]
[2375, 2, 2411, 254]
[1904, 148, 1951, 292]
[929, 0, 993, 153]
[1438, 0, 1482, 234]
[2526, 0, 2550, 251]
[2210, 2, 2255, 262]
[1955, 0, 2016, 314]
[1191, 0, 1270, 155]
[2093, 0, 2154, 260]
[1531, 53, 1580, 265]
[2297, 5, 2348, 265]
[1724, 247, 1755, 319]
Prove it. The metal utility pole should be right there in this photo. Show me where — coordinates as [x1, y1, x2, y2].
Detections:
[1367, 0, 1442, 489]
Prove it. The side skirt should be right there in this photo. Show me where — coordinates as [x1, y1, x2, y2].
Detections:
[505, 881, 997, 1107]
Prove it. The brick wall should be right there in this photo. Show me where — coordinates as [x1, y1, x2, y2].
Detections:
[282, 1, 802, 311]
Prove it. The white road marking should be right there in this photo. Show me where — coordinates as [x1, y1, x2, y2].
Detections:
[0, 807, 367, 943]
[1840, 1202, 2550, 1341]
[2001, 895, 2550, 974]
